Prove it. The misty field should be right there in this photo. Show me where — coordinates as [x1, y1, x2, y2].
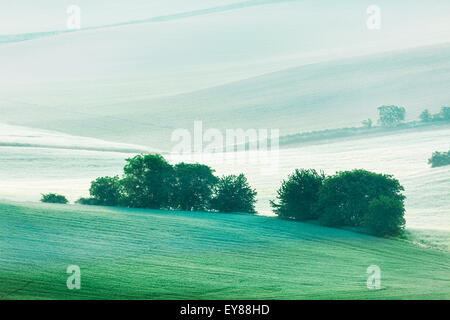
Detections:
[1, 201, 449, 300]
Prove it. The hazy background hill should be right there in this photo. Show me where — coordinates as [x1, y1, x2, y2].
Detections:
[1, 0, 450, 150]
[1, 41, 450, 149]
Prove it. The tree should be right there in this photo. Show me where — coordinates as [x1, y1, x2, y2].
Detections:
[41, 193, 68, 204]
[440, 106, 450, 121]
[171, 163, 218, 211]
[316, 169, 405, 227]
[89, 176, 123, 206]
[428, 150, 450, 168]
[121, 154, 175, 209]
[362, 118, 373, 128]
[270, 169, 325, 220]
[419, 109, 432, 122]
[377, 105, 405, 127]
[210, 174, 257, 213]
[362, 195, 405, 237]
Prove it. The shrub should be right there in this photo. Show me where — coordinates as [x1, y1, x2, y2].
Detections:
[428, 150, 450, 168]
[121, 154, 175, 209]
[75, 197, 100, 206]
[41, 193, 68, 204]
[316, 169, 405, 227]
[89, 176, 123, 206]
[210, 174, 257, 213]
[362, 195, 406, 237]
[171, 163, 218, 211]
[270, 169, 325, 220]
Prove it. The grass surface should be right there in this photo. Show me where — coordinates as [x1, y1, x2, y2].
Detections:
[1, 201, 449, 299]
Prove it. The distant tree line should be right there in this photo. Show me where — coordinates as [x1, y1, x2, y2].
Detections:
[420, 107, 450, 123]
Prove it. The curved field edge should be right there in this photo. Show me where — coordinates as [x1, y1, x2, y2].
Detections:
[0, 202, 449, 300]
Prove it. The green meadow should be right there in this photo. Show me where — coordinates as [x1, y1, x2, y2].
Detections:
[1, 201, 449, 299]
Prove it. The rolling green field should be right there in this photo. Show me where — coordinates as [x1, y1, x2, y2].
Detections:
[1, 201, 449, 300]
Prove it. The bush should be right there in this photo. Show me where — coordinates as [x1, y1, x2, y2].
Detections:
[75, 197, 100, 206]
[316, 169, 405, 228]
[41, 193, 68, 204]
[428, 150, 450, 168]
[121, 154, 175, 209]
[89, 176, 123, 206]
[171, 163, 218, 211]
[270, 169, 325, 220]
[362, 195, 405, 237]
[210, 174, 257, 213]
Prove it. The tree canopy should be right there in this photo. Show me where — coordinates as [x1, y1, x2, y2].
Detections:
[271, 169, 325, 220]
[377, 105, 405, 127]
[210, 174, 257, 214]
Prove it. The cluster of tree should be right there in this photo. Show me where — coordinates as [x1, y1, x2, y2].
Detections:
[41, 193, 68, 204]
[77, 154, 257, 214]
[363, 105, 449, 129]
[428, 150, 450, 168]
[42, 154, 408, 238]
[270, 169, 406, 237]
[420, 107, 450, 123]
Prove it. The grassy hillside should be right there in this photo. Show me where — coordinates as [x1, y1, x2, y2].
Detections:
[1, 201, 449, 299]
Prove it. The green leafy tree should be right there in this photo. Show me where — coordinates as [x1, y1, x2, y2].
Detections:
[362, 195, 406, 237]
[210, 174, 257, 213]
[316, 169, 405, 227]
[270, 169, 325, 220]
[121, 154, 175, 209]
[89, 176, 123, 206]
[377, 105, 406, 127]
[41, 193, 68, 204]
[419, 109, 432, 122]
[171, 163, 218, 211]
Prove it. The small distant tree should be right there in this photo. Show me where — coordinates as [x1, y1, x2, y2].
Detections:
[419, 109, 432, 122]
[316, 169, 405, 227]
[121, 154, 175, 209]
[210, 174, 257, 213]
[440, 106, 450, 121]
[89, 176, 123, 206]
[362, 195, 405, 237]
[171, 163, 218, 211]
[377, 105, 405, 127]
[41, 193, 68, 204]
[270, 169, 325, 220]
[428, 150, 450, 168]
[362, 118, 373, 128]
